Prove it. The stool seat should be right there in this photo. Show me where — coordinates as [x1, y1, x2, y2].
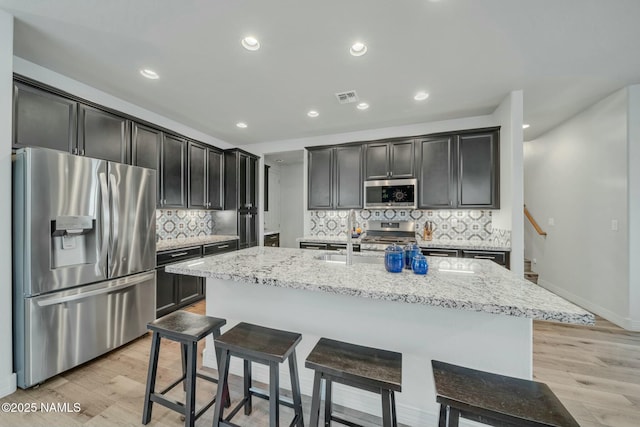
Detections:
[306, 338, 402, 427]
[214, 321, 302, 363]
[147, 310, 226, 341]
[306, 338, 402, 392]
[432, 360, 580, 427]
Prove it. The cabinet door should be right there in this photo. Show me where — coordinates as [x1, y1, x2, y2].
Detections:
[364, 143, 389, 180]
[334, 145, 363, 209]
[188, 142, 207, 209]
[418, 137, 455, 209]
[308, 148, 333, 209]
[247, 213, 257, 247]
[207, 149, 224, 210]
[13, 82, 77, 152]
[389, 140, 415, 178]
[79, 105, 128, 162]
[131, 123, 161, 205]
[161, 134, 187, 207]
[458, 132, 499, 208]
[177, 275, 202, 306]
[238, 214, 249, 249]
[156, 268, 177, 318]
[247, 156, 257, 209]
[239, 154, 248, 209]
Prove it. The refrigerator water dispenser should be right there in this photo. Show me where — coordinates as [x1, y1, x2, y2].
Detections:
[51, 215, 96, 268]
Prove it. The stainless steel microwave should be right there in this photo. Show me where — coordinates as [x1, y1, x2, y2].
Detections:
[364, 178, 417, 209]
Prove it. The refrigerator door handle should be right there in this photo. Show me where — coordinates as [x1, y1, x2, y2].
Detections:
[98, 172, 110, 275]
[109, 173, 120, 259]
[36, 271, 155, 307]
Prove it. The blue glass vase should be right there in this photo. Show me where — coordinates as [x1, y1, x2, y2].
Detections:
[403, 243, 420, 270]
[384, 244, 404, 273]
[411, 254, 429, 275]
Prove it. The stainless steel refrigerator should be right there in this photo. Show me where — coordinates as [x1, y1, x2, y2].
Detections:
[13, 147, 157, 388]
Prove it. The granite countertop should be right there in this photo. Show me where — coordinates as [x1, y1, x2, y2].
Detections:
[297, 236, 511, 251]
[166, 247, 593, 325]
[157, 235, 239, 252]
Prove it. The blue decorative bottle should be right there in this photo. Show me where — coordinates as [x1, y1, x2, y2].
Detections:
[384, 244, 404, 273]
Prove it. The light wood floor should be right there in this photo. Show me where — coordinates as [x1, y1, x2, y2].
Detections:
[1, 301, 639, 426]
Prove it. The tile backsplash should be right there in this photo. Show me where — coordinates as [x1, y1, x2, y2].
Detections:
[309, 209, 511, 246]
[156, 209, 216, 241]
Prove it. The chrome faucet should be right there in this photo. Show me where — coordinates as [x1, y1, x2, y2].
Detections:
[346, 209, 356, 266]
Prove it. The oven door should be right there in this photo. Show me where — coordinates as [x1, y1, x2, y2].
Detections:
[364, 178, 417, 209]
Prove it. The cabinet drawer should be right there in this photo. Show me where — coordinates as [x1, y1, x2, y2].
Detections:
[203, 240, 238, 256]
[421, 248, 460, 258]
[461, 250, 507, 266]
[157, 246, 202, 266]
[326, 243, 361, 252]
[300, 242, 328, 250]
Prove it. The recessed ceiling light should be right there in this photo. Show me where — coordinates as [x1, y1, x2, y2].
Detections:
[307, 110, 319, 118]
[414, 91, 429, 101]
[276, 159, 284, 163]
[140, 69, 159, 80]
[350, 42, 367, 57]
[356, 102, 369, 110]
[236, 122, 248, 128]
[522, 124, 530, 129]
[241, 36, 260, 51]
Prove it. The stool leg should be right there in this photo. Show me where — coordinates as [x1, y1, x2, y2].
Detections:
[244, 359, 253, 415]
[184, 341, 197, 427]
[438, 405, 447, 427]
[213, 329, 231, 408]
[213, 349, 230, 427]
[390, 391, 397, 427]
[142, 332, 161, 424]
[287, 350, 304, 427]
[448, 407, 460, 427]
[324, 378, 332, 427]
[381, 389, 392, 427]
[181, 343, 188, 392]
[309, 371, 322, 427]
[269, 361, 280, 427]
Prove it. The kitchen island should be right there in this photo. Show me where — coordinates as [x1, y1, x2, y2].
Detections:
[166, 247, 593, 426]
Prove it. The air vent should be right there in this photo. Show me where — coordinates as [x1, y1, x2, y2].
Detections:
[335, 90, 359, 104]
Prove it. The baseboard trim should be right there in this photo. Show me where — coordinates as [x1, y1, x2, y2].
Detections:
[538, 279, 640, 331]
[0, 373, 17, 399]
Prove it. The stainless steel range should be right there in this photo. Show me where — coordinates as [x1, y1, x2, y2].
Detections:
[360, 220, 417, 245]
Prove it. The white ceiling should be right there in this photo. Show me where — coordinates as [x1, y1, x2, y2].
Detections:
[2, 0, 640, 145]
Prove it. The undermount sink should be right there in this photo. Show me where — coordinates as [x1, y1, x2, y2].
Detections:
[315, 254, 381, 265]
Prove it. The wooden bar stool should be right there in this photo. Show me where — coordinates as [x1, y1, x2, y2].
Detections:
[305, 338, 402, 427]
[431, 360, 580, 427]
[212, 322, 304, 427]
[142, 310, 229, 427]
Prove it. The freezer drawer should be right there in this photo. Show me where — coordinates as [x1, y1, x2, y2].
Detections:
[15, 271, 156, 388]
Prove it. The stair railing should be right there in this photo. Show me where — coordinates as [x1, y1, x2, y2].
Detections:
[524, 205, 547, 236]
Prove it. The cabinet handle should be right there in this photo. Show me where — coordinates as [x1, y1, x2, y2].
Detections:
[302, 245, 323, 250]
[428, 253, 449, 257]
[473, 256, 495, 260]
[81, 149, 85, 156]
[389, 171, 393, 177]
[216, 244, 230, 249]
[170, 252, 189, 257]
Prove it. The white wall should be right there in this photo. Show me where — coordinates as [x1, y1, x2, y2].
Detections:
[524, 88, 631, 328]
[492, 91, 524, 276]
[627, 85, 640, 329]
[13, 57, 233, 150]
[0, 10, 17, 398]
[279, 162, 304, 248]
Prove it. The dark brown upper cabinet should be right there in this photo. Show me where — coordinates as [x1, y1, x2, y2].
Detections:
[364, 139, 415, 180]
[160, 134, 187, 208]
[417, 136, 456, 209]
[131, 122, 162, 206]
[308, 144, 363, 210]
[188, 141, 223, 210]
[457, 130, 499, 208]
[13, 82, 77, 153]
[78, 105, 129, 163]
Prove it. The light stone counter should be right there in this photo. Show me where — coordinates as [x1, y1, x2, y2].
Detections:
[166, 246, 593, 425]
[157, 235, 238, 252]
[167, 246, 590, 324]
[296, 235, 511, 251]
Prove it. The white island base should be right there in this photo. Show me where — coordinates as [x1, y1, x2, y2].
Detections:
[202, 277, 532, 426]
